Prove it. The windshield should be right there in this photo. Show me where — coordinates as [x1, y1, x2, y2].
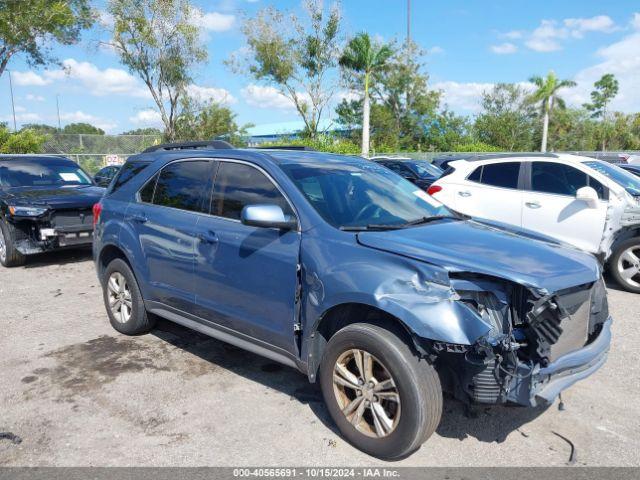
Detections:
[0, 159, 93, 188]
[408, 161, 443, 178]
[281, 161, 451, 229]
[584, 161, 640, 196]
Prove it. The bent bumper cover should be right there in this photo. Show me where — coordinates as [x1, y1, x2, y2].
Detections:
[508, 317, 612, 406]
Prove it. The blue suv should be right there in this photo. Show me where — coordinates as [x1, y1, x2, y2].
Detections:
[94, 142, 612, 459]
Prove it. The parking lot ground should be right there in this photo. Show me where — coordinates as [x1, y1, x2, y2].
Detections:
[0, 250, 639, 467]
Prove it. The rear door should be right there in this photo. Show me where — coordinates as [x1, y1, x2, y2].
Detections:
[193, 160, 301, 355]
[454, 161, 524, 226]
[127, 159, 214, 312]
[521, 161, 608, 253]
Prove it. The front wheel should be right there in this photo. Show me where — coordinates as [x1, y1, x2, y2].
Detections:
[319, 323, 442, 459]
[0, 219, 25, 267]
[609, 237, 640, 293]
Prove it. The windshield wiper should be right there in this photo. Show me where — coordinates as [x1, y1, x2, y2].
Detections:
[340, 215, 458, 232]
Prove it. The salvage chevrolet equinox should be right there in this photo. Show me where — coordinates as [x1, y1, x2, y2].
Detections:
[93, 142, 612, 459]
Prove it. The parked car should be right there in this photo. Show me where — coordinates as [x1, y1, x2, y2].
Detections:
[94, 143, 611, 459]
[0, 155, 105, 267]
[94, 165, 122, 187]
[429, 153, 640, 292]
[431, 154, 469, 170]
[619, 164, 640, 178]
[371, 156, 443, 191]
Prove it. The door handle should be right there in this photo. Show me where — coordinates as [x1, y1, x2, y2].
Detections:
[197, 231, 219, 244]
[525, 201, 541, 209]
[458, 191, 471, 197]
[129, 213, 148, 223]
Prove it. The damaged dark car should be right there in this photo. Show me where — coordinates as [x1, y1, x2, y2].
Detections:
[94, 147, 612, 460]
[0, 155, 105, 267]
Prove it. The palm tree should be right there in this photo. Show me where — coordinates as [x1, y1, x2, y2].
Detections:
[528, 71, 576, 152]
[339, 33, 393, 156]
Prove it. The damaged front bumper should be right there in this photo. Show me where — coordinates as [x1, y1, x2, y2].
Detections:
[508, 317, 612, 406]
[9, 216, 94, 255]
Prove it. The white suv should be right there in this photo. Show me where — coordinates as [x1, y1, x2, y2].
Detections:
[429, 153, 640, 292]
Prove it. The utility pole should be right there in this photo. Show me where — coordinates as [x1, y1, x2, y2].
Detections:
[407, 0, 411, 44]
[8, 70, 17, 131]
[56, 94, 62, 131]
[405, 0, 411, 111]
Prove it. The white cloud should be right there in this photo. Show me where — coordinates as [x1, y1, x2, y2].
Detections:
[1, 112, 43, 123]
[525, 19, 567, 52]
[191, 9, 235, 32]
[428, 46, 444, 55]
[502, 30, 524, 40]
[186, 85, 237, 104]
[45, 59, 150, 98]
[632, 12, 640, 30]
[241, 84, 299, 110]
[59, 110, 118, 132]
[25, 94, 45, 102]
[432, 81, 495, 113]
[11, 71, 50, 86]
[129, 109, 163, 126]
[490, 42, 518, 54]
[564, 15, 617, 38]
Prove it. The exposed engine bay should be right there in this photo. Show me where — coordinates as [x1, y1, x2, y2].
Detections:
[432, 274, 610, 407]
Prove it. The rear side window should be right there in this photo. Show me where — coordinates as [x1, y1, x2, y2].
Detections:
[211, 162, 293, 220]
[531, 162, 606, 199]
[151, 160, 211, 212]
[110, 161, 149, 193]
[468, 162, 521, 189]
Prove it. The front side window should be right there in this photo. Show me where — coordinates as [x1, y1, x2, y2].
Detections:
[584, 161, 640, 196]
[531, 162, 605, 198]
[151, 160, 211, 212]
[281, 161, 450, 229]
[211, 162, 293, 220]
[110, 161, 149, 192]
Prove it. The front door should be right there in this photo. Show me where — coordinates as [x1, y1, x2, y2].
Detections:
[521, 161, 608, 254]
[193, 160, 301, 355]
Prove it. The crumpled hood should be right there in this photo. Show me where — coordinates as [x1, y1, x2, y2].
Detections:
[357, 219, 600, 293]
[3, 185, 105, 210]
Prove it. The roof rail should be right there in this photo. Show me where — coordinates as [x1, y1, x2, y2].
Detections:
[255, 145, 316, 151]
[142, 140, 234, 153]
[464, 153, 560, 162]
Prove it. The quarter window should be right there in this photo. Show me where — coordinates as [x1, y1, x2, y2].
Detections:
[211, 162, 293, 220]
[531, 162, 605, 198]
[151, 160, 211, 212]
[468, 162, 521, 189]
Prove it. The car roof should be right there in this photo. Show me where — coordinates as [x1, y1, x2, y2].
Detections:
[450, 152, 597, 167]
[0, 154, 71, 161]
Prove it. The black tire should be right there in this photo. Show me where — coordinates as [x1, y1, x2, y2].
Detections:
[0, 219, 26, 267]
[609, 237, 640, 293]
[319, 323, 442, 459]
[102, 258, 156, 335]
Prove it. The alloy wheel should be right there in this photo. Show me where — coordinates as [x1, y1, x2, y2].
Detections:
[332, 349, 401, 438]
[617, 246, 640, 289]
[107, 272, 133, 324]
[0, 226, 6, 263]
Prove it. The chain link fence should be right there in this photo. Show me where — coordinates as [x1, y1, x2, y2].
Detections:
[40, 134, 640, 174]
[41, 134, 163, 174]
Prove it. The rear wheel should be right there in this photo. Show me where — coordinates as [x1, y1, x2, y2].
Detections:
[610, 237, 640, 293]
[102, 258, 155, 334]
[319, 323, 442, 459]
[0, 219, 26, 267]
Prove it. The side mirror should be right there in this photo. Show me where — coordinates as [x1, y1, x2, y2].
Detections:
[576, 186, 599, 208]
[241, 204, 297, 230]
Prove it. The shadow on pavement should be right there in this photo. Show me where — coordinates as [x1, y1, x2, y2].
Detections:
[23, 247, 93, 268]
[151, 318, 548, 445]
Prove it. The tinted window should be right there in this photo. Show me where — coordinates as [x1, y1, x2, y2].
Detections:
[480, 162, 520, 189]
[385, 162, 415, 178]
[139, 174, 157, 203]
[211, 162, 293, 220]
[152, 161, 211, 212]
[467, 166, 482, 182]
[531, 162, 605, 198]
[110, 161, 149, 192]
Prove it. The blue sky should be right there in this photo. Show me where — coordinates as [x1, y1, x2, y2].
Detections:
[2, 0, 640, 134]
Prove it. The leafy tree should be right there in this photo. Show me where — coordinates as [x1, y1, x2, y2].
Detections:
[474, 83, 536, 151]
[546, 108, 599, 151]
[528, 71, 576, 152]
[584, 74, 619, 150]
[62, 122, 105, 135]
[108, 0, 207, 141]
[339, 33, 393, 156]
[21, 123, 59, 134]
[120, 127, 163, 136]
[0, 125, 46, 153]
[230, 0, 341, 138]
[175, 97, 252, 146]
[0, 0, 94, 78]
